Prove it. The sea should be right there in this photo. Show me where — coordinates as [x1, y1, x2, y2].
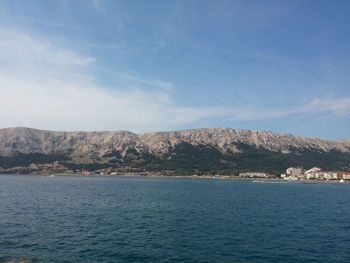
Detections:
[0, 175, 349, 263]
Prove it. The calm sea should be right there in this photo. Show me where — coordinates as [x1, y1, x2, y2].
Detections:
[0, 175, 349, 263]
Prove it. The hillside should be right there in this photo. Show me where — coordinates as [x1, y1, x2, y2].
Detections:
[1, 127, 350, 175]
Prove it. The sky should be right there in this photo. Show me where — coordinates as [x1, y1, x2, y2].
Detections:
[0, 0, 350, 139]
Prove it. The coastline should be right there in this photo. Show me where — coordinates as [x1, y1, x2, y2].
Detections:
[0, 173, 347, 183]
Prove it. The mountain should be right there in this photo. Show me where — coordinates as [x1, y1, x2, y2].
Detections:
[1, 127, 350, 175]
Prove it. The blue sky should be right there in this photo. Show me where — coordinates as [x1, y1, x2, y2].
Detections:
[0, 0, 350, 139]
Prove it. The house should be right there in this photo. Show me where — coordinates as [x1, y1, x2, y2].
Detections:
[337, 171, 350, 180]
[344, 173, 350, 180]
[286, 167, 304, 176]
[305, 167, 322, 174]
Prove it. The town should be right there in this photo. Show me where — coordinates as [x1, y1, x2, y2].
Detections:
[239, 166, 350, 182]
[77, 165, 350, 182]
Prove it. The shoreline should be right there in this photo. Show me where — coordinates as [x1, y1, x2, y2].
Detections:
[0, 173, 348, 183]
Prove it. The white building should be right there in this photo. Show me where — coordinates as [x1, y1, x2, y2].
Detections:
[286, 167, 304, 176]
[305, 167, 322, 174]
[239, 172, 270, 178]
[306, 171, 341, 180]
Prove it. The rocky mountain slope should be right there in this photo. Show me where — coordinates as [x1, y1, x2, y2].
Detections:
[1, 127, 349, 156]
[1, 127, 350, 174]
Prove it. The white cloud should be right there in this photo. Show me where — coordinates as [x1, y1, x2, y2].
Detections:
[0, 29, 94, 68]
[0, 72, 225, 132]
[0, 27, 222, 132]
[309, 97, 350, 116]
[0, 27, 348, 133]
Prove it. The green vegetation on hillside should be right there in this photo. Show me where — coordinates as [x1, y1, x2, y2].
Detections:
[0, 153, 69, 169]
[1, 142, 350, 175]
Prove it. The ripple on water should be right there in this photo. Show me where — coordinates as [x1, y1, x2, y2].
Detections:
[0, 175, 349, 263]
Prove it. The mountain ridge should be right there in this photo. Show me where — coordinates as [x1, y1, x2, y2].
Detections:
[0, 127, 350, 156]
[1, 127, 350, 175]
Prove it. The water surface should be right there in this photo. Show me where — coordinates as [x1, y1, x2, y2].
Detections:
[0, 175, 349, 262]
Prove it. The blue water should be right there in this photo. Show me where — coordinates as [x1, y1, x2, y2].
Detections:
[0, 175, 349, 263]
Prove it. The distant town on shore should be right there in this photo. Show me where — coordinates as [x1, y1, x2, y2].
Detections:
[32, 165, 349, 183]
[1, 127, 350, 178]
[239, 166, 350, 182]
[72, 165, 349, 182]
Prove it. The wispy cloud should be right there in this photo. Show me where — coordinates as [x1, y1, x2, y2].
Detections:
[0, 26, 348, 133]
[0, 27, 218, 132]
[0, 28, 95, 72]
[95, 67, 174, 91]
[90, 0, 123, 31]
[224, 95, 350, 122]
[0, 73, 220, 132]
[309, 97, 350, 116]
[215, 45, 309, 67]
